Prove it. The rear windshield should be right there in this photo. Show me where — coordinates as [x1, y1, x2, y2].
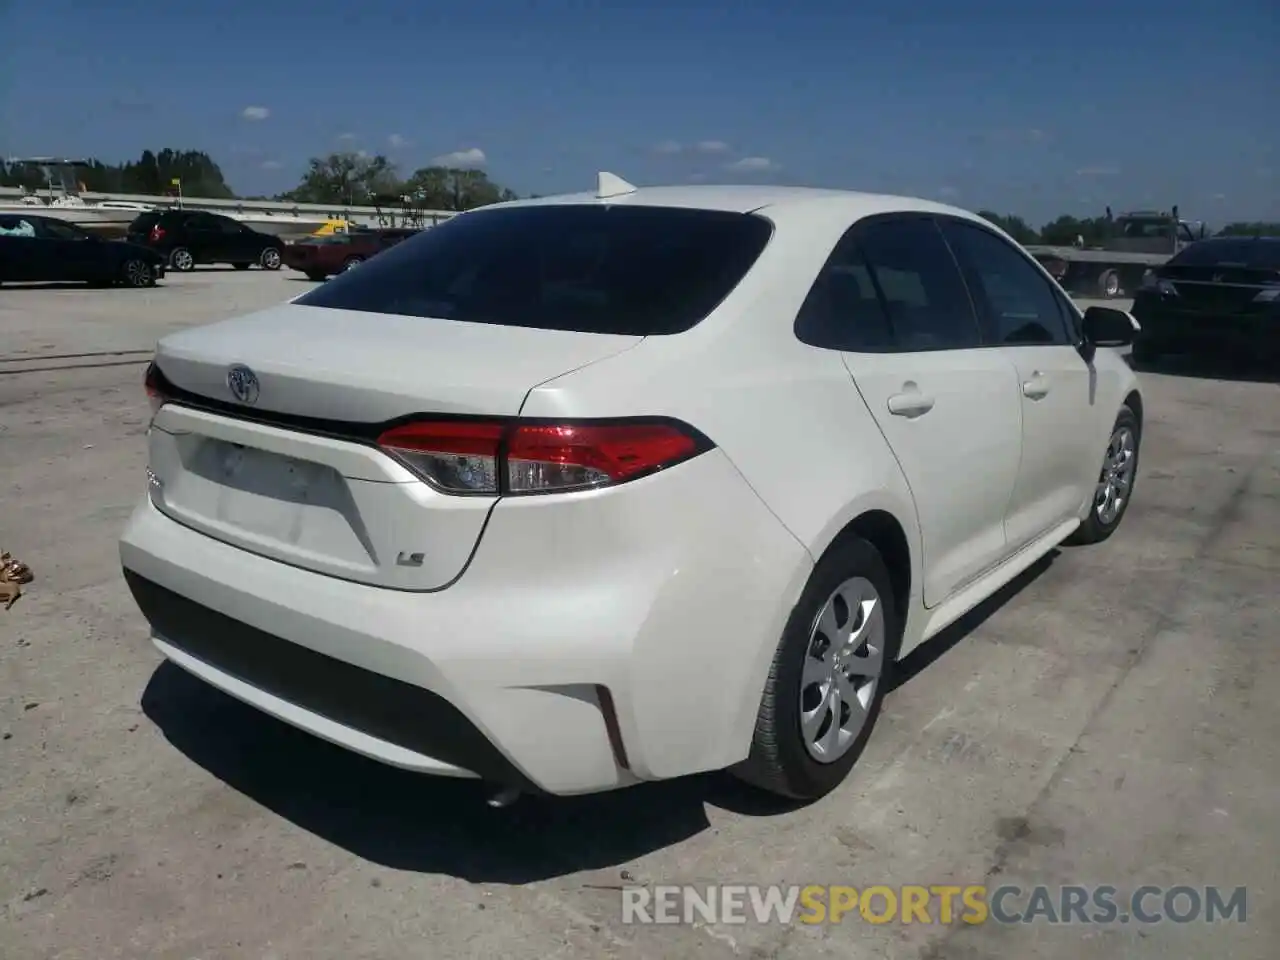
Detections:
[294, 204, 774, 335]
[129, 212, 160, 230]
[1169, 238, 1280, 269]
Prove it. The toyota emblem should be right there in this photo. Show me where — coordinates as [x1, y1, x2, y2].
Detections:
[226, 364, 260, 406]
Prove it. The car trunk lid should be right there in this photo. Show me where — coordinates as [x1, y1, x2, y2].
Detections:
[146, 302, 642, 588]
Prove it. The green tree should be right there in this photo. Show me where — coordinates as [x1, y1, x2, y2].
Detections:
[1037, 214, 1115, 247]
[0, 149, 234, 198]
[1216, 221, 1280, 237]
[277, 152, 401, 205]
[400, 165, 517, 211]
[976, 211, 1039, 243]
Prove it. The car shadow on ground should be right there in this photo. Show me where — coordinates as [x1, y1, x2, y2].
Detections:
[142, 662, 794, 883]
[0, 282, 131, 291]
[1131, 353, 1279, 385]
[890, 549, 1058, 691]
[141, 551, 1058, 882]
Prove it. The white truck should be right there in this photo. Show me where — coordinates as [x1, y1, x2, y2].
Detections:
[1024, 206, 1208, 298]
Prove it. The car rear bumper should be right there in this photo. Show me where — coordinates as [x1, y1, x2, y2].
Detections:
[119, 450, 812, 795]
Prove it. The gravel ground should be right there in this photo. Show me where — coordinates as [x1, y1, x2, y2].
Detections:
[1, 271, 1276, 960]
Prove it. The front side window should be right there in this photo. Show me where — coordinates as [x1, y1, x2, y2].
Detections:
[296, 204, 774, 335]
[38, 219, 89, 241]
[940, 219, 1072, 346]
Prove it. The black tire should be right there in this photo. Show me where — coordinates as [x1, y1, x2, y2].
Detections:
[121, 258, 155, 288]
[342, 256, 364, 271]
[233, 262, 251, 271]
[732, 537, 902, 800]
[1064, 404, 1141, 546]
[260, 247, 283, 271]
[305, 271, 327, 282]
[169, 247, 195, 272]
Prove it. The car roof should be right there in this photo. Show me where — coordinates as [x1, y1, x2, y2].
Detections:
[483, 181, 976, 221]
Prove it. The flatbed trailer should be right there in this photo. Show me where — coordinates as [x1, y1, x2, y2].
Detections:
[1025, 207, 1208, 298]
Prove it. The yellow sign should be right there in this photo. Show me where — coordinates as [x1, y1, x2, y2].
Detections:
[797, 885, 987, 925]
[170, 178, 181, 186]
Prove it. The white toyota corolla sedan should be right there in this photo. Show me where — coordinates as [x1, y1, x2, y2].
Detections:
[121, 175, 1143, 803]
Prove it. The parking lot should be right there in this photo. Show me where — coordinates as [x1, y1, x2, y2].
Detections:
[1, 270, 1276, 960]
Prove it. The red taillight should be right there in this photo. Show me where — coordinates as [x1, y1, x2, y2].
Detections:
[376, 419, 709, 496]
[144, 361, 169, 416]
[150, 225, 165, 242]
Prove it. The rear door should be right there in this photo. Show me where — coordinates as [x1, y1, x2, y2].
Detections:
[35, 218, 105, 280]
[213, 215, 264, 262]
[805, 216, 1024, 607]
[938, 217, 1098, 552]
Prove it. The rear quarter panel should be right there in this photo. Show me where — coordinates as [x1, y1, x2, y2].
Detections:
[519, 204, 924, 755]
[520, 202, 924, 596]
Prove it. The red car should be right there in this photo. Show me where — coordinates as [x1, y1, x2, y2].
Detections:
[282, 227, 419, 280]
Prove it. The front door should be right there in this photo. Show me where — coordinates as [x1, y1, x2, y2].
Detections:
[37, 218, 103, 281]
[938, 218, 1098, 552]
[213, 216, 257, 262]
[802, 215, 1024, 607]
[182, 213, 228, 263]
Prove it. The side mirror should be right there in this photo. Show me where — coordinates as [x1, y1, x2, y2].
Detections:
[1082, 305, 1137, 347]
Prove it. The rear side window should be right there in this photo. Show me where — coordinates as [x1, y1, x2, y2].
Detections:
[794, 233, 896, 351]
[130, 212, 160, 231]
[856, 218, 981, 350]
[295, 205, 774, 335]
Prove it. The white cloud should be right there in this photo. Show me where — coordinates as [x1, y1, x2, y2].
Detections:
[241, 105, 270, 121]
[432, 147, 487, 168]
[260, 160, 282, 170]
[337, 132, 357, 142]
[1075, 164, 1120, 177]
[388, 133, 408, 149]
[653, 139, 733, 157]
[726, 156, 778, 173]
[356, 149, 371, 159]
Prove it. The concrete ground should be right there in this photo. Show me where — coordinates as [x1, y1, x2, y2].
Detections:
[1, 272, 1276, 960]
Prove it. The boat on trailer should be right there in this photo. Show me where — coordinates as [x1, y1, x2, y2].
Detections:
[1, 157, 330, 240]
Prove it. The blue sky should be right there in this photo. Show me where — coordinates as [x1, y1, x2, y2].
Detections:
[2, 0, 1276, 226]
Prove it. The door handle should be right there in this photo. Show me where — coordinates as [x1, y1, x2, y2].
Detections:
[1022, 371, 1050, 400]
[887, 389, 935, 418]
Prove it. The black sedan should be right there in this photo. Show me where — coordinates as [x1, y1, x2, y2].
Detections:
[1131, 235, 1280, 365]
[0, 213, 167, 287]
